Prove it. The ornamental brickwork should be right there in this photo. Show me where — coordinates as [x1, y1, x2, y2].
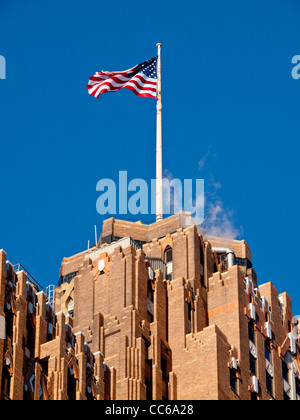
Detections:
[1, 214, 299, 400]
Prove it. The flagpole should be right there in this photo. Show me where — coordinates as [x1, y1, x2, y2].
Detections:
[156, 43, 163, 222]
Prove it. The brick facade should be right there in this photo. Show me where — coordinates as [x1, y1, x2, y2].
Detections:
[1, 213, 299, 400]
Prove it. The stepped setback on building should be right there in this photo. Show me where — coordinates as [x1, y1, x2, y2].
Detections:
[1, 213, 300, 400]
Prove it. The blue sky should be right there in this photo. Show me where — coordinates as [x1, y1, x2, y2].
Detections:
[1, 0, 300, 313]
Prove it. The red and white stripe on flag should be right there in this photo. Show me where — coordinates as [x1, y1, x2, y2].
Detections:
[87, 57, 158, 99]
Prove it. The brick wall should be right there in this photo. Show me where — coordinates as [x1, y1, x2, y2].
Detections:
[1, 215, 300, 400]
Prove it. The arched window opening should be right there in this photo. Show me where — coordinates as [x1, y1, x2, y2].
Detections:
[164, 246, 173, 281]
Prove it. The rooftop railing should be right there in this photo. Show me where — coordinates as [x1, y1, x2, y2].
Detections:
[85, 236, 141, 261]
[146, 257, 167, 279]
[13, 263, 43, 292]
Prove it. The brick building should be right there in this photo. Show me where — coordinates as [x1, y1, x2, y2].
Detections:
[1, 213, 299, 400]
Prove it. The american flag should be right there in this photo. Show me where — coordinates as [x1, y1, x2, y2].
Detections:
[87, 57, 158, 99]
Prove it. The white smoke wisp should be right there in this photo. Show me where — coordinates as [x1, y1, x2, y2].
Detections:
[162, 169, 204, 225]
[198, 149, 216, 171]
[202, 200, 241, 239]
[161, 161, 242, 241]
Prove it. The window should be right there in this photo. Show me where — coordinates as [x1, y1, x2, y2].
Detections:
[265, 340, 272, 363]
[248, 321, 255, 344]
[147, 280, 154, 324]
[282, 360, 289, 382]
[1, 364, 11, 400]
[86, 375, 95, 401]
[282, 360, 290, 400]
[165, 246, 173, 281]
[266, 372, 273, 396]
[4, 300, 14, 340]
[187, 302, 192, 334]
[251, 391, 258, 401]
[147, 281, 154, 303]
[23, 373, 35, 400]
[230, 368, 238, 394]
[26, 316, 35, 358]
[249, 353, 257, 376]
[200, 243, 205, 286]
[164, 247, 172, 264]
[143, 337, 152, 401]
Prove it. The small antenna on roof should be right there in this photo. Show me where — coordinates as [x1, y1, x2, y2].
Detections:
[95, 225, 98, 247]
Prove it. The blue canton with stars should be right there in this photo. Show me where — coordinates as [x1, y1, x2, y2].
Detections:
[131, 57, 158, 79]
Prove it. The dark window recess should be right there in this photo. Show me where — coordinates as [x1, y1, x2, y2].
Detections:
[147, 310, 154, 324]
[86, 389, 94, 401]
[23, 359, 35, 401]
[161, 355, 169, 400]
[251, 391, 258, 401]
[40, 357, 49, 377]
[235, 257, 252, 269]
[103, 364, 111, 401]
[86, 377, 95, 401]
[161, 356, 168, 382]
[144, 338, 151, 361]
[101, 235, 113, 245]
[230, 368, 238, 393]
[187, 302, 192, 334]
[145, 359, 153, 400]
[143, 337, 152, 400]
[213, 261, 218, 273]
[67, 368, 77, 401]
[5, 307, 14, 340]
[249, 353, 257, 376]
[165, 246, 173, 281]
[1, 364, 11, 400]
[58, 271, 78, 287]
[200, 242, 204, 262]
[147, 281, 154, 303]
[145, 377, 152, 401]
[248, 321, 256, 344]
[266, 372, 273, 396]
[147, 278, 154, 324]
[282, 360, 289, 383]
[23, 374, 35, 401]
[165, 247, 173, 264]
[26, 316, 35, 358]
[265, 340, 272, 363]
[46, 305, 56, 342]
[218, 255, 252, 270]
